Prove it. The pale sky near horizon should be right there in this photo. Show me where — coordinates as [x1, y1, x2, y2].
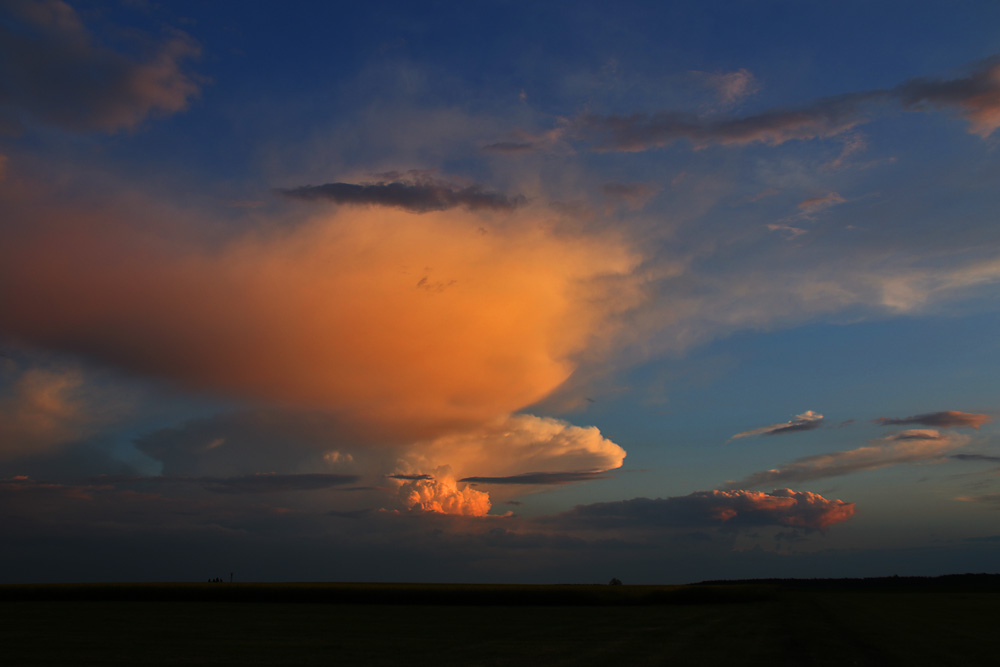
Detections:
[2, 0, 1000, 584]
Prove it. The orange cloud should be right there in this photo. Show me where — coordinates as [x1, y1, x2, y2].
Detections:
[405, 414, 626, 480]
[392, 467, 492, 516]
[0, 204, 638, 439]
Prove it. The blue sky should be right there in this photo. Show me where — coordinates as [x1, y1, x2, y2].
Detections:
[2, 0, 1000, 584]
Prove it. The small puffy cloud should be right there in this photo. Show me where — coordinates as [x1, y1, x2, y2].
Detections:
[875, 410, 992, 430]
[279, 173, 525, 213]
[0, 0, 201, 133]
[558, 488, 855, 532]
[729, 410, 824, 441]
[728, 429, 970, 488]
[697, 68, 760, 107]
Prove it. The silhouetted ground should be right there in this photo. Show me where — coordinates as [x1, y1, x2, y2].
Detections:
[1, 576, 997, 666]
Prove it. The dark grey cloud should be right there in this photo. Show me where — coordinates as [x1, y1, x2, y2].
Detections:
[81, 472, 361, 494]
[875, 410, 992, 430]
[0, 0, 202, 133]
[201, 473, 360, 494]
[459, 471, 612, 485]
[279, 177, 526, 213]
[951, 453, 1000, 463]
[387, 473, 433, 481]
[133, 408, 379, 478]
[556, 488, 855, 532]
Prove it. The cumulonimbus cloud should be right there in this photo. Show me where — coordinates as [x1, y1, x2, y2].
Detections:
[874, 410, 992, 430]
[727, 429, 971, 489]
[729, 410, 824, 441]
[0, 199, 638, 439]
[279, 174, 525, 213]
[558, 488, 855, 531]
[0, 0, 202, 133]
[391, 468, 492, 516]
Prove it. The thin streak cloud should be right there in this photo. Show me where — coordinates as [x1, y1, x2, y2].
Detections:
[729, 410, 824, 441]
[279, 176, 525, 213]
[727, 429, 971, 489]
[875, 410, 992, 430]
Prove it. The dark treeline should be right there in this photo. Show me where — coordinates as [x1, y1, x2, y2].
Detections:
[2, 574, 997, 606]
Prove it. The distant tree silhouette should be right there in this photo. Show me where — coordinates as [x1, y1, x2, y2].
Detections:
[609, 577, 623, 586]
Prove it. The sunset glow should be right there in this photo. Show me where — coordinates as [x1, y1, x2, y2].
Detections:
[2, 0, 999, 584]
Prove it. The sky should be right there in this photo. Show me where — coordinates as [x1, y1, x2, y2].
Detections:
[2, 0, 1000, 585]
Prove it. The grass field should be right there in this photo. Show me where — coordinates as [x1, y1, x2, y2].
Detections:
[2, 577, 998, 666]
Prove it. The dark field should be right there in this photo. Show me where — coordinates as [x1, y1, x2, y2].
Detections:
[2, 576, 998, 666]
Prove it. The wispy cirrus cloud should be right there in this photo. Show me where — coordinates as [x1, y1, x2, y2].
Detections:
[553, 56, 1000, 152]
[797, 192, 846, 217]
[727, 429, 970, 489]
[729, 410, 824, 441]
[279, 173, 525, 213]
[557, 488, 855, 531]
[0, 0, 202, 134]
[875, 410, 992, 430]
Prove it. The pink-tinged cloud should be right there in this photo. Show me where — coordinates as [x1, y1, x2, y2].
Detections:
[875, 410, 992, 430]
[729, 410, 824, 441]
[559, 488, 855, 531]
[797, 192, 846, 216]
[0, 0, 201, 133]
[0, 361, 118, 459]
[697, 68, 760, 107]
[727, 429, 971, 488]
[0, 199, 638, 439]
[955, 493, 1000, 505]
